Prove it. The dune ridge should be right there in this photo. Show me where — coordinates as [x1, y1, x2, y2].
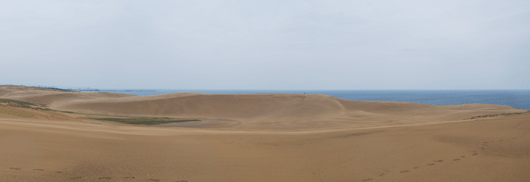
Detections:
[58, 93, 522, 130]
[1, 85, 524, 131]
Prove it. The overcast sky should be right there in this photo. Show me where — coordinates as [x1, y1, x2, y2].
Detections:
[1, 0, 529, 89]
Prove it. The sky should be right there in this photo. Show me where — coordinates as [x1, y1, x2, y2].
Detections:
[1, 0, 529, 90]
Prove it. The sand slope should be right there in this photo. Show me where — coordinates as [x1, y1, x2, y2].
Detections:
[0, 106, 79, 121]
[2, 85, 521, 130]
[0, 86, 133, 108]
[1, 111, 529, 182]
[56, 93, 522, 130]
[1, 86, 529, 181]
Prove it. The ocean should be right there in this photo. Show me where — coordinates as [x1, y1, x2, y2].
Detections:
[84, 89, 530, 110]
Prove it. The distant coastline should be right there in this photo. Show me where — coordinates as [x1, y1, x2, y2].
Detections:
[81, 89, 530, 110]
[2, 85, 528, 109]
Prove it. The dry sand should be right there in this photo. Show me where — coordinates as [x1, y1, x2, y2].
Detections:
[0, 85, 529, 182]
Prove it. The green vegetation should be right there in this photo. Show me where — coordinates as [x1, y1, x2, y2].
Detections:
[470, 110, 530, 119]
[57, 110, 75, 113]
[84, 117, 199, 125]
[500, 110, 530, 116]
[0, 99, 36, 107]
[35, 107, 53, 111]
[0, 99, 78, 114]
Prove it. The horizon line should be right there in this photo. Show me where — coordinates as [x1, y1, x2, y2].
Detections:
[2, 85, 529, 91]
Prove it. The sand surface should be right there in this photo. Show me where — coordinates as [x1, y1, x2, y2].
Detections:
[1, 86, 529, 182]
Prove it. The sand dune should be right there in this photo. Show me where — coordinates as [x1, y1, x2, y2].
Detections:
[57, 93, 522, 130]
[0, 85, 133, 108]
[1, 86, 529, 181]
[0, 106, 79, 121]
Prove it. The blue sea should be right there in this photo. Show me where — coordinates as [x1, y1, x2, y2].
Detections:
[84, 89, 530, 110]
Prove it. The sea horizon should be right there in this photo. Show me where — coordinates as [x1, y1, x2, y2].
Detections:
[3, 85, 529, 109]
[78, 88, 530, 110]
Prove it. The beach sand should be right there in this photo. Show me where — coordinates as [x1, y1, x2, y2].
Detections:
[1, 85, 529, 182]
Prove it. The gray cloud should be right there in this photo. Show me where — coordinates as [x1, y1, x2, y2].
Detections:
[1, 0, 529, 89]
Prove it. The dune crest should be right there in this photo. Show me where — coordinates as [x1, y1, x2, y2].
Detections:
[1, 85, 524, 130]
[56, 93, 523, 131]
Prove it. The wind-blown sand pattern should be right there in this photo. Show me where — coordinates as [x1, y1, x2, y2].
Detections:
[1, 85, 529, 182]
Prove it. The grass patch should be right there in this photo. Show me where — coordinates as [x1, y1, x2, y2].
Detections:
[470, 110, 530, 119]
[0, 99, 36, 106]
[83, 117, 199, 125]
[57, 110, 75, 113]
[35, 107, 53, 111]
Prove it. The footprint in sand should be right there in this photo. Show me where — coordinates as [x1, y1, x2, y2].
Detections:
[363, 178, 373, 181]
[461, 155, 465, 158]
[453, 159, 460, 161]
[123, 177, 136, 179]
[99, 177, 111, 180]
[34, 169, 44, 171]
[175, 181, 188, 182]
[400, 170, 409, 173]
[9, 168, 21, 170]
[434, 160, 443, 163]
[148, 179, 160, 182]
[414, 166, 419, 169]
[427, 163, 435, 166]
[379, 173, 385, 177]
[56, 171, 63, 173]
[70, 177, 82, 180]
